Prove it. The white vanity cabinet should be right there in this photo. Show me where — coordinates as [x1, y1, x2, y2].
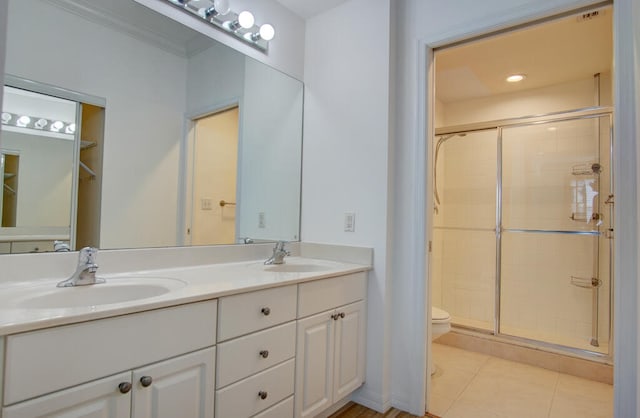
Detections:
[215, 285, 297, 418]
[294, 273, 367, 418]
[2, 300, 217, 418]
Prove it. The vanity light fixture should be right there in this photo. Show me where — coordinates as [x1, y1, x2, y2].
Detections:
[0, 112, 74, 135]
[35, 118, 48, 129]
[50, 120, 65, 132]
[506, 74, 526, 83]
[16, 116, 31, 127]
[163, 0, 275, 52]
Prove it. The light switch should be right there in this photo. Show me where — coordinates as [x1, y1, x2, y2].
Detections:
[344, 212, 355, 232]
[201, 198, 212, 210]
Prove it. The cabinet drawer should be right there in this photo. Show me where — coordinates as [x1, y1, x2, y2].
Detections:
[218, 285, 297, 341]
[217, 321, 296, 388]
[215, 358, 295, 418]
[252, 396, 293, 418]
[298, 272, 366, 318]
[4, 300, 217, 405]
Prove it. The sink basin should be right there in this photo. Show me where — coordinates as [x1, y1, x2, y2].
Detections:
[263, 264, 330, 273]
[5, 277, 186, 309]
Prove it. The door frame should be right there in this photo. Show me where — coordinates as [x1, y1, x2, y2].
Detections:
[178, 99, 242, 246]
[417, 0, 638, 415]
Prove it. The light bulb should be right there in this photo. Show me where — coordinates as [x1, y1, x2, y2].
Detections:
[35, 118, 48, 129]
[259, 24, 275, 41]
[51, 121, 64, 132]
[17, 116, 31, 127]
[213, 0, 230, 15]
[238, 11, 254, 29]
[1, 112, 11, 124]
[66, 123, 77, 134]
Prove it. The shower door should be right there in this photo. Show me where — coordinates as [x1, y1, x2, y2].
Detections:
[499, 115, 612, 354]
[432, 129, 498, 332]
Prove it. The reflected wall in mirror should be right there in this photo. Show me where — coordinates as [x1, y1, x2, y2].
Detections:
[0, 0, 303, 254]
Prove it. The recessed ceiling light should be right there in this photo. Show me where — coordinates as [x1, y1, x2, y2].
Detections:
[506, 74, 526, 83]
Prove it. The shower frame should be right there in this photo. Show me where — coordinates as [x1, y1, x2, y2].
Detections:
[434, 105, 614, 361]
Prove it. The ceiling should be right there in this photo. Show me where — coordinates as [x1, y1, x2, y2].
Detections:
[435, 6, 613, 103]
[274, 0, 350, 19]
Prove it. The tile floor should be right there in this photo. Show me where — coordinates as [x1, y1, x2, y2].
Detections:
[429, 343, 613, 418]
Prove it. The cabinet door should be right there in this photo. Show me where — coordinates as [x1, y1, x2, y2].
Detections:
[333, 301, 366, 401]
[2, 372, 131, 418]
[294, 310, 335, 418]
[132, 347, 215, 418]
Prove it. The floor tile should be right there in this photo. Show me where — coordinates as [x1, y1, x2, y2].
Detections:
[548, 374, 613, 418]
[432, 343, 489, 374]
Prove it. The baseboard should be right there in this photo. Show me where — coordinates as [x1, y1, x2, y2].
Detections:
[351, 386, 392, 413]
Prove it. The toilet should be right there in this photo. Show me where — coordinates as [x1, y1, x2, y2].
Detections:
[432, 306, 451, 340]
[431, 306, 451, 375]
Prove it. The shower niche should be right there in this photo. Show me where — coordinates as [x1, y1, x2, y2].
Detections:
[431, 111, 613, 356]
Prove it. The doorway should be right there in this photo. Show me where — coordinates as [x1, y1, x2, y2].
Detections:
[189, 107, 240, 246]
[428, 3, 614, 415]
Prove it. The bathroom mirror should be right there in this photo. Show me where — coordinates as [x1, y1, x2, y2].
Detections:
[0, 0, 303, 253]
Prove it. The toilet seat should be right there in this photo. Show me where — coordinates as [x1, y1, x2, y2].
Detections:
[432, 306, 451, 323]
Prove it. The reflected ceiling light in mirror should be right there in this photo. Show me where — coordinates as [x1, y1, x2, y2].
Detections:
[163, 0, 274, 52]
[51, 120, 65, 132]
[35, 118, 48, 129]
[1, 112, 74, 136]
[16, 116, 31, 127]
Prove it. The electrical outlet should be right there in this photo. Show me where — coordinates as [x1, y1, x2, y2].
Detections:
[344, 212, 355, 232]
[258, 212, 266, 228]
[201, 198, 212, 210]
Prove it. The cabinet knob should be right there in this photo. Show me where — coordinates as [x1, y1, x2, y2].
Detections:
[261, 307, 271, 316]
[118, 382, 132, 394]
[140, 376, 153, 387]
[331, 313, 339, 321]
[258, 391, 268, 400]
[340, 312, 346, 319]
[259, 350, 269, 358]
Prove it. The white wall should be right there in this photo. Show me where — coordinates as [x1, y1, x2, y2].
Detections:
[5, 0, 187, 249]
[302, 0, 392, 411]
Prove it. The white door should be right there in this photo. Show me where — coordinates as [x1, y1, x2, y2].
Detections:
[2, 372, 132, 418]
[332, 301, 366, 401]
[295, 310, 335, 418]
[131, 347, 215, 418]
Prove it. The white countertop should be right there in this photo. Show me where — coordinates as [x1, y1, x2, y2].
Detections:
[0, 257, 370, 336]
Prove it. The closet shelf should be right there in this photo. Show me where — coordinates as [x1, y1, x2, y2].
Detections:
[81, 140, 97, 150]
[3, 173, 16, 180]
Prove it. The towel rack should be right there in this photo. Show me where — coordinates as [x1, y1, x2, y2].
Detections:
[219, 200, 236, 207]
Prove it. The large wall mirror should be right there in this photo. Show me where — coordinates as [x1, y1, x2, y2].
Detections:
[0, 0, 303, 254]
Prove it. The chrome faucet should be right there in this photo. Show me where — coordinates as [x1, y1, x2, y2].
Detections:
[57, 247, 105, 287]
[264, 241, 290, 265]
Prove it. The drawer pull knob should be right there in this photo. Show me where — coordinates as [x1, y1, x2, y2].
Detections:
[340, 312, 346, 319]
[331, 313, 339, 320]
[258, 391, 268, 400]
[261, 307, 271, 316]
[118, 382, 132, 394]
[140, 376, 153, 387]
[259, 350, 269, 358]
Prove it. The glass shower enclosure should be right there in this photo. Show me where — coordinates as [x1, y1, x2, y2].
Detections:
[431, 108, 613, 356]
